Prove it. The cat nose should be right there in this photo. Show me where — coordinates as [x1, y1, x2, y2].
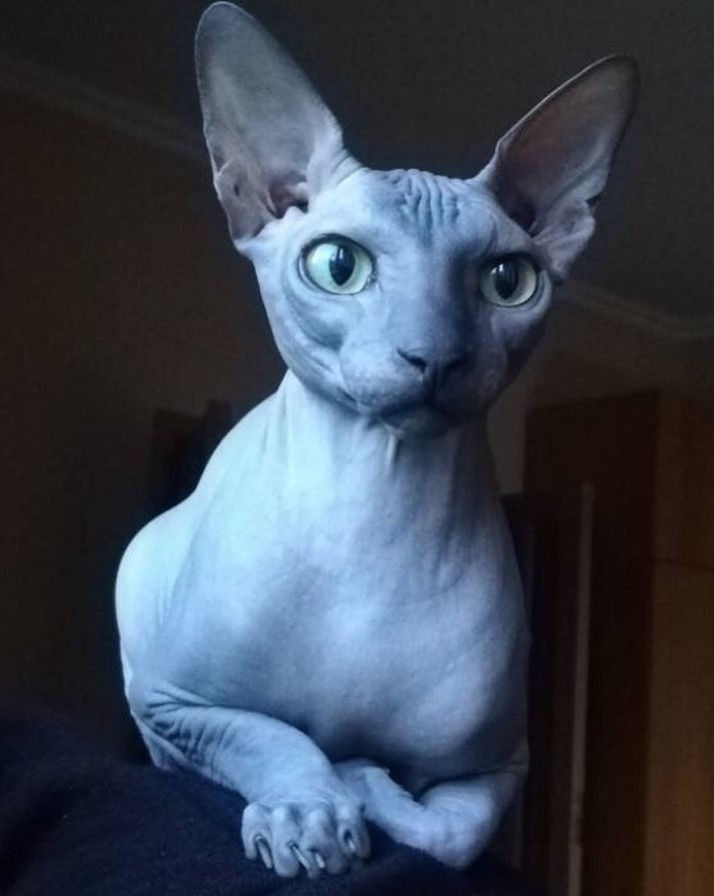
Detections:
[396, 347, 470, 388]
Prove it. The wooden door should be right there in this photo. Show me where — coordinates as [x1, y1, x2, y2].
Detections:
[499, 487, 594, 896]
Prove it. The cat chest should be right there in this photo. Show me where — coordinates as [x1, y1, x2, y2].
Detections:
[204, 578, 526, 775]
[180, 469, 525, 773]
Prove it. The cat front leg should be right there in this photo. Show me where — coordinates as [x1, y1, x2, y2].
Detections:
[129, 677, 370, 878]
[335, 752, 527, 869]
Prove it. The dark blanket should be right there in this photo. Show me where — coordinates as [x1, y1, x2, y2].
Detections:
[0, 711, 538, 896]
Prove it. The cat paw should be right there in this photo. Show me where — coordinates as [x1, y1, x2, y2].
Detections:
[242, 794, 370, 878]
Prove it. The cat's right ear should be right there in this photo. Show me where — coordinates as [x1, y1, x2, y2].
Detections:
[477, 56, 638, 281]
[196, 3, 352, 245]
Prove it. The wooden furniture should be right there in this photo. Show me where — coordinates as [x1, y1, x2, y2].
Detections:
[525, 392, 714, 896]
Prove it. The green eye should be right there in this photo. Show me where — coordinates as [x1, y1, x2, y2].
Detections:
[479, 255, 540, 307]
[301, 238, 374, 295]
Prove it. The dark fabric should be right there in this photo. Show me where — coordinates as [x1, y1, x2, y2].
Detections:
[0, 711, 474, 895]
[0, 711, 542, 896]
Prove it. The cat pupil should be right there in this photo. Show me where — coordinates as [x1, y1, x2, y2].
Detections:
[494, 261, 519, 298]
[329, 245, 355, 286]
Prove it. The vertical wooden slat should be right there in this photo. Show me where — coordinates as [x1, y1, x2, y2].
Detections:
[502, 491, 594, 896]
[644, 564, 714, 896]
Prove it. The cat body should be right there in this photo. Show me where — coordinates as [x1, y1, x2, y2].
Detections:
[117, 2, 637, 878]
[119, 372, 526, 791]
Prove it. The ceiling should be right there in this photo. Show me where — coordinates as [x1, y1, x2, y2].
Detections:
[3, 0, 713, 321]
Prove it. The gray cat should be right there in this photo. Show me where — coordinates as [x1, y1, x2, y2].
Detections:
[116, 1, 637, 879]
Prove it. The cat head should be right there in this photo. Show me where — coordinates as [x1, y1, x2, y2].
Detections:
[196, 2, 638, 439]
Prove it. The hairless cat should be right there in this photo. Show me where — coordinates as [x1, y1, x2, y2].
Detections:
[116, 2, 637, 880]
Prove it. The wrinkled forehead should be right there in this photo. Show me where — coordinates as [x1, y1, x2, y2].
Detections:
[310, 167, 508, 254]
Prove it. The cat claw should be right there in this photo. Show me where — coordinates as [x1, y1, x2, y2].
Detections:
[289, 842, 312, 872]
[312, 850, 326, 870]
[254, 835, 273, 869]
[344, 831, 358, 856]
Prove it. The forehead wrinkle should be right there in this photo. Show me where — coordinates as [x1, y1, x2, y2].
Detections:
[365, 169, 498, 255]
[367, 170, 461, 241]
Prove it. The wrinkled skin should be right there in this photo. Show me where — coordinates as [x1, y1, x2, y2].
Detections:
[116, 2, 637, 879]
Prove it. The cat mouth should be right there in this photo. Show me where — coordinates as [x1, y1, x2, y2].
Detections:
[378, 402, 462, 439]
[336, 382, 464, 437]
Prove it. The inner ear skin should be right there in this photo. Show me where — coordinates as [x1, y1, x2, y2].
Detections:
[502, 196, 538, 235]
[267, 175, 310, 218]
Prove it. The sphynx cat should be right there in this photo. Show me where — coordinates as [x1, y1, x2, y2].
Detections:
[116, 1, 637, 879]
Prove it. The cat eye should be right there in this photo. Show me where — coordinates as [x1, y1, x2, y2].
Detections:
[301, 238, 374, 295]
[479, 255, 540, 307]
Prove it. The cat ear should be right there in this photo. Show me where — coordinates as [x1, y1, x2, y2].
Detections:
[195, 3, 352, 244]
[478, 56, 639, 280]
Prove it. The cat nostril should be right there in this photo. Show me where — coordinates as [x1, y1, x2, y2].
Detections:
[397, 348, 429, 375]
[397, 348, 470, 386]
[444, 353, 470, 377]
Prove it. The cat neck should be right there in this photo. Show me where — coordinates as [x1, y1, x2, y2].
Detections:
[267, 371, 498, 511]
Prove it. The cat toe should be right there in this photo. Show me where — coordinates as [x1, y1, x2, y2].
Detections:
[241, 798, 369, 877]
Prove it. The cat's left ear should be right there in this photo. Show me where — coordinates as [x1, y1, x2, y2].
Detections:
[477, 56, 639, 280]
[195, 3, 353, 246]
